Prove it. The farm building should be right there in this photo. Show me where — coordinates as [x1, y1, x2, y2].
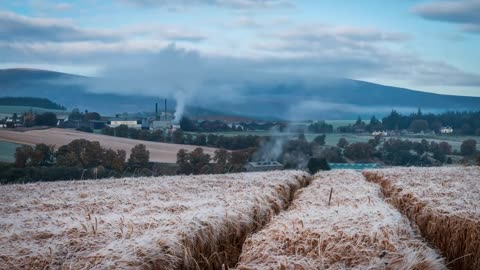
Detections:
[107, 118, 141, 129]
[245, 161, 283, 172]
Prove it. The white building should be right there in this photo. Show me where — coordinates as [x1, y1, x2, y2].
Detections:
[440, 127, 454, 134]
[372, 131, 388, 136]
[108, 120, 141, 129]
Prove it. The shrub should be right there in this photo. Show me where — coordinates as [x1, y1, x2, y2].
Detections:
[307, 157, 330, 174]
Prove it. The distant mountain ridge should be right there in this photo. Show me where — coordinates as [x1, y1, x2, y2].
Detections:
[1, 68, 479, 120]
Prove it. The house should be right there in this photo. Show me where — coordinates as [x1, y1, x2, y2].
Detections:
[440, 126, 453, 134]
[245, 161, 283, 172]
[371, 131, 388, 136]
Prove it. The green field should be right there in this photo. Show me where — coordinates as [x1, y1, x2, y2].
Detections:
[0, 105, 66, 118]
[0, 140, 21, 162]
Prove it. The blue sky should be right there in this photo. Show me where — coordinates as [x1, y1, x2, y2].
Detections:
[1, 0, 479, 96]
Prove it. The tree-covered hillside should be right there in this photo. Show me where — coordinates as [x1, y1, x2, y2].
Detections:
[0, 97, 66, 110]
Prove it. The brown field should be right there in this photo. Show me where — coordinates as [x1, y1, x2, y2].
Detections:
[0, 128, 217, 163]
[0, 171, 310, 269]
[1, 167, 479, 270]
[364, 167, 480, 270]
[236, 170, 446, 270]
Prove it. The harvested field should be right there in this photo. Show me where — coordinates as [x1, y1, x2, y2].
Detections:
[364, 167, 480, 270]
[236, 170, 446, 270]
[0, 128, 217, 163]
[0, 171, 310, 269]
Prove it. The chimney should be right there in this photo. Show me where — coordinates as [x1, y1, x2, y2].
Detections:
[155, 103, 158, 116]
[164, 99, 167, 121]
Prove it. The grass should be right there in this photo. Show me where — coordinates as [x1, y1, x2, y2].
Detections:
[236, 170, 447, 270]
[364, 167, 480, 270]
[0, 140, 21, 162]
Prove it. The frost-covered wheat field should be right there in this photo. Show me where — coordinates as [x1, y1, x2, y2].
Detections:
[1, 167, 479, 270]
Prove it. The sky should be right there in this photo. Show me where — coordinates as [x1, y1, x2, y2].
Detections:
[0, 0, 480, 97]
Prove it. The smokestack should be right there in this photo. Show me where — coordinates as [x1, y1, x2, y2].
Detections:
[165, 99, 167, 121]
[155, 103, 158, 116]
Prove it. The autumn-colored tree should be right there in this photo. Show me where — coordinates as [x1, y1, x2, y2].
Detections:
[30, 143, 55, 166]
[229, 149, 252, 172]
[102, 149, 126, 172]
[56, 139, 103, 168]
[344, 142, 374, 162]
[14, 145, 33, 168]
[213, 149, 230, 174]
[128, 144, 150, 168]
[177, 149, 193, 175]
[189, 148, 211, 175]
[461, 139, 477, 156]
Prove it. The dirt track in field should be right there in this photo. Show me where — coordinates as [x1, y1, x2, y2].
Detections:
[0, 128, 217, 163]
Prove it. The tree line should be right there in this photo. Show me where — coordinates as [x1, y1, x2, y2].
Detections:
[0, 140, 151, 183]
[371, 110, 480, 135]
[102, 125, 261, 150]
[0, 97, 66, 110]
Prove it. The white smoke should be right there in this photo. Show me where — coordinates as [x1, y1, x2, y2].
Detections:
[173, 91, 188, 124]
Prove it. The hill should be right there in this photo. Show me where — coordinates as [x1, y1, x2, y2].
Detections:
[0, 97, 65, 110]
[1, 68, 480, 119]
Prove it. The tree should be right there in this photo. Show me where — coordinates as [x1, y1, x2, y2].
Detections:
[56, 139, 103, 168]
[35, 112, 58, 126]
[213, 149, 230, 173]
[344, 142, 374, 162]
[189, 148, 211, 175]
[229, 149, 252, 172]
[173, 129, 184, 144]
[460, 139, 477, 156]
[409, 119, 429, 133]
[337, 138, 349, 148]
[115, 125, 129, 138]
[103, 149, 126, 172]
[84, 112, 101, 121]
[367, 115, 383, 132]
[438, 141, 452, 156]
[30, 143, 55, 166]
[177, 149, 193, 175]
[69, 108, 83, 121]
[179, 116, 196, 132]
[128, 144, 150, 168]
[307, 157, 330, 174]
[15, 145, 33, 168]
[312, 134, 326, 146]
[194, 134, 207, 146]
[308, 121, 333, 133]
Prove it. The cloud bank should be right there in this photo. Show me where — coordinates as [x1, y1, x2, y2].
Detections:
[413, 0, 480, 34]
